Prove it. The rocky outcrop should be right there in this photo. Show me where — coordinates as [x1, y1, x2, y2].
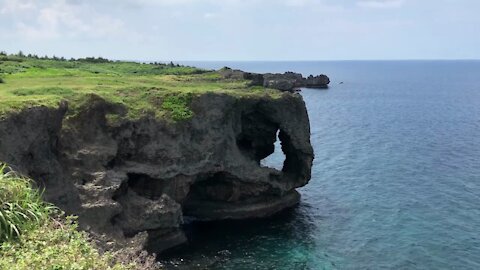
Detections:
[303, 74, 330, 88]
[219, 67, 330, 91]
[0, 91, 313, 254]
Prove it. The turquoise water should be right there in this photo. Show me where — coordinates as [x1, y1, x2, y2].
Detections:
[162, 61, 480, 269]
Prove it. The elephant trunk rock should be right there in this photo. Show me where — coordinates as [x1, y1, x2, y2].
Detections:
[0, 92, 314, 254]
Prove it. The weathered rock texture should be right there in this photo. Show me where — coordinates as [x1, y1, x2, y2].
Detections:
[219, 67, 330, 91]
[0, 92, 313, 254]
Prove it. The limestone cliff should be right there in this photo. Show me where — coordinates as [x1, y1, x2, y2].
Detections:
[0, 92, 313, 253]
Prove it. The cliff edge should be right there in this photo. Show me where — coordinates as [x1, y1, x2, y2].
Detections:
[0, 56, 315, 255]
[0, 92, 313, 253]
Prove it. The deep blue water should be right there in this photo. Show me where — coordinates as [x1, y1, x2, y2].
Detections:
[162, 61, 480, 269]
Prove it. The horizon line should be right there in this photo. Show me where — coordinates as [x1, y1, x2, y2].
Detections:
[131, 59, 480, 63]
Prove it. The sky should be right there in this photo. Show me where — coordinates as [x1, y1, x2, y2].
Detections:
[1, 0, 479, 61]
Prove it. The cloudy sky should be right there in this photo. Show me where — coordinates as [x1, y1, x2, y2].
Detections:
[1, 0, 479, 60]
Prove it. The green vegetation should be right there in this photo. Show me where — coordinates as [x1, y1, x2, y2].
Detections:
[0, 53, 280, 121]
[161, 93, 193, 121]
[0, 164, 53, 241]
[0, 164, 146, 270]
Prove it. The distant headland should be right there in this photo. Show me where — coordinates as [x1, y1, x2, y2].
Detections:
[219, 67, 330, 91]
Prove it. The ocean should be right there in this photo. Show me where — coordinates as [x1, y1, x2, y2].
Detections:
[161, 61, 480, 269]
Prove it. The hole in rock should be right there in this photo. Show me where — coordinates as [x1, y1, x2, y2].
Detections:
[260, 130, 286, 171]
[236, 110, 304, 176]
[126, 173, 165, 200]
[236, 111, 286, 170]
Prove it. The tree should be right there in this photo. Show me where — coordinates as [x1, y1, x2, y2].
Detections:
[17, 51, 25, 57]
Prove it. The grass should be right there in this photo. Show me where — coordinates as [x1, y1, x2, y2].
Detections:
[0, 164, 53, 241]
[161, 93, 193, 121]
[0, 55, 281, 121]
[0, 164, 151, 270]
[0, 218, 136, 270]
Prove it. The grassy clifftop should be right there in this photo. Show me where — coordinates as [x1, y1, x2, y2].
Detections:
[0, 54, 279, 121]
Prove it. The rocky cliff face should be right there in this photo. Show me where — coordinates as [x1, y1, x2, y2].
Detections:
[0, 92, 313, 254]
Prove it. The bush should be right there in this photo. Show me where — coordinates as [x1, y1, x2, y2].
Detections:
[0, 78, 4, 83]
[0, 164, 54, 242]
[78, 57, 111, 63]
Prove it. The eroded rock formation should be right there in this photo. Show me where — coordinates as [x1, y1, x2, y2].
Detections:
[219, 67, 330, 91]
[0, 92, 313, 254]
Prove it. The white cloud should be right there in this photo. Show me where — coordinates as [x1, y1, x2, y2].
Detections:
[284, 0, 313, 7]
[0, 0, 35, 14]
[357, 0, 405, 9]
[120, 0, 335, 9]
[4, 0, 128, 40]
[136, 0, 198, 6]
[203, 12, 218, 19]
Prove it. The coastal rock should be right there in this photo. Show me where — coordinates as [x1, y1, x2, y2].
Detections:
[219, 67, 265, 87]
[261, 72, 299, 91]
[0, 91, 313, 254]
[219, 68, 330, 91]
[303, 74, 330, 88]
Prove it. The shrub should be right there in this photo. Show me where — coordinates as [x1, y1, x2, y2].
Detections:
[78, 57, 111, 63]
[0, 78, 4, 83]
[0, 164, 54, 242]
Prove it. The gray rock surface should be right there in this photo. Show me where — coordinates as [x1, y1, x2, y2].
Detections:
[0, 91, 313, 254]
[219, 67, 330, 91]
[303, 74, 330, 88]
